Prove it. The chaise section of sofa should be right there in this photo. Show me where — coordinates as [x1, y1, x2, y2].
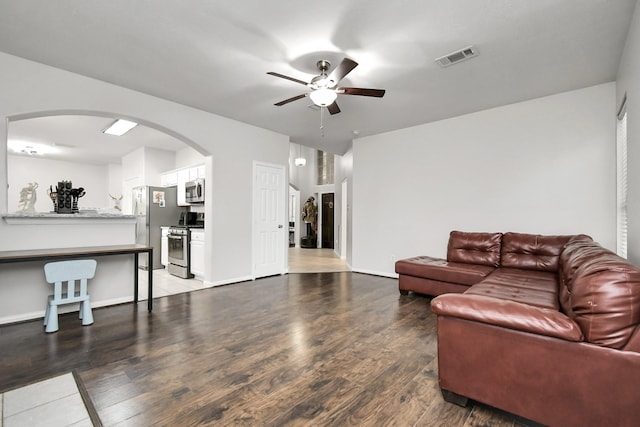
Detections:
[395, 231, 502, 296]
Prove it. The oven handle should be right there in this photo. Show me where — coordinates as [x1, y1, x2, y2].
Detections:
[168, 233, 187, 239]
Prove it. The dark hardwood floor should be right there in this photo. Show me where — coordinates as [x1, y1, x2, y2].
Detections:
[0, 272, 534, 426]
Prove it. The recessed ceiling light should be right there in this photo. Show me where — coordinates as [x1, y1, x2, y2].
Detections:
[7, 139, 56, 155]
[103, 119, 138, 136]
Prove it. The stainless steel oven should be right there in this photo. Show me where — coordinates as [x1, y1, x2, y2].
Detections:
[167, 226, 193, 278]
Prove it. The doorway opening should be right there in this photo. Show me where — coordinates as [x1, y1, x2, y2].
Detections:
[287, 144, 348, 273]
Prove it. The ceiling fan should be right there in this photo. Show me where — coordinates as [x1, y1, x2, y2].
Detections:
[267, 58, 385, 115]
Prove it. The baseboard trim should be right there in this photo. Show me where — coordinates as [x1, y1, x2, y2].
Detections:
[0, 296, 132, 326]
[205, 275, 254, 288]
[351, 268, 398, 279]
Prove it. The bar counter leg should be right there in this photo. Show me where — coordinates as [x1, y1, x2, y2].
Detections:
[148, 249, 153, 312]
[134, 253, 139, 304]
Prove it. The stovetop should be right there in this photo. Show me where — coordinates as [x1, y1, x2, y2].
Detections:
[170, 224, 204, 229]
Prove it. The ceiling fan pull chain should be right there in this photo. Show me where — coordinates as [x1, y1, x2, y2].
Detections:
[320, 106, 325, 137]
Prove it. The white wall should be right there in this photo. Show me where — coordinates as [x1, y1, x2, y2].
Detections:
[107, 163, 123, 210]
[175, 146, 205, 169]
[0, 51, 289, 320]
[7, 154, 110, 212]
[121, 146, 174, 188]
[616, 1, 640, 265]
[352, 83, 617, 277]
[143, 147, 175, 187]
[337, 149, 353, 263]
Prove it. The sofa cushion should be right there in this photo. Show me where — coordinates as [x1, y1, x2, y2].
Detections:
[431, 293, 584, 342]
[465, 268, 559, 310]
[567, 252, 640, 349]
[501, 232, 573, 272]
[395, 256, 495, 286]
[446, 231, 502, 267]
[558, 235, 598, 293]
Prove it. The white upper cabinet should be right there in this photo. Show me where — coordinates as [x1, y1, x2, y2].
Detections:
[160, 171, 178, 187]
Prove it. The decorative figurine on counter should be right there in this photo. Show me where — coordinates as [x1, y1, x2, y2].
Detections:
[301, 196, 318, 248]
[47, 185, 57, 212]
[18, 182, 38, 213]
[70, 187, 86, 213]
[109, 193, 123, 211]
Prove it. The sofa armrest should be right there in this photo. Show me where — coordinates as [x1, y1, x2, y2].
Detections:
[431, 294, 584, 342]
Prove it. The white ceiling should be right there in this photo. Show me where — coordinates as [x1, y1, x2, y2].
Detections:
[0, 0, 636, 160]
[8, 115, 187, 165]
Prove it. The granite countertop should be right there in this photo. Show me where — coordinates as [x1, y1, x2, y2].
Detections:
[2, 211, 136, 224]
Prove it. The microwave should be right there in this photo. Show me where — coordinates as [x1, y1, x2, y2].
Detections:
[185, 179, 205, 203]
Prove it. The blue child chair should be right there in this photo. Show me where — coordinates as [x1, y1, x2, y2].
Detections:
[43, 259, 96, 333]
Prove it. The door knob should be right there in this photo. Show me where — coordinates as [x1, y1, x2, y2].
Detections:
[278, 224, 283, 228]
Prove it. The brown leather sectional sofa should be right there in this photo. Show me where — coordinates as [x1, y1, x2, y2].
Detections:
[395, 231, 640, 427]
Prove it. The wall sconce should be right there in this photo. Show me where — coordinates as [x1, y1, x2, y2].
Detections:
[295, 144, 306, 167]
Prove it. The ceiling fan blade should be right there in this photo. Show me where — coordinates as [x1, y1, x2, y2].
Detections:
[327, 102, 341, 115]
[338, 87, 386, 97]
[267, 72, 309, 86]
[274, 93, 307, 106]
[327, 58, 358, 86]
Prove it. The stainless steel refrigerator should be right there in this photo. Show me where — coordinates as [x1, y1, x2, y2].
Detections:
[133, 185, 183, 269]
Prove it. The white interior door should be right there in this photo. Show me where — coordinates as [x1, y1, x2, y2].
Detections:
[253, 162, 286, 278]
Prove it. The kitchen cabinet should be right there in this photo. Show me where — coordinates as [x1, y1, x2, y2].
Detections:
[161, 171, 178, 187]
[190, 230, 205, 279]
[161, 226, 170, 267]
[189, 167, 199, 181]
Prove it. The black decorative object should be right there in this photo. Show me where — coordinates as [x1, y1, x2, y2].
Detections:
[47, 186, 57, 212]
[50, 181, 86, 214]
[70, 187, 85, 213]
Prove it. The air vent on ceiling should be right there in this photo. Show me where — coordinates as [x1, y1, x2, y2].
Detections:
[435, 45, 479, 68]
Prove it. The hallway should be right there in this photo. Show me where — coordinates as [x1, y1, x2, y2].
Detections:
[287, 247, 350, 273]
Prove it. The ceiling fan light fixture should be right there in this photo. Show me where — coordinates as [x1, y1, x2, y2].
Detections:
[309, 88, 337, 107]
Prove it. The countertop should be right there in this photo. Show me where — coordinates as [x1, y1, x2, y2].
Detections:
[2, 211, 136, 224]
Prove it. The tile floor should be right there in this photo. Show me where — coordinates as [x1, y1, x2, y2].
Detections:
[136, 267, 205, 300]
[1, 373, 92, 427]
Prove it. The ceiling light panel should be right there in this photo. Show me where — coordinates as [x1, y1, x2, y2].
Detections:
[103, 119, 138, 136]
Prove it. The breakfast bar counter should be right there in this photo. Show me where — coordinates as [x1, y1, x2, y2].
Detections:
[0, 211, 144, 324]
[0, 244, 154, 312]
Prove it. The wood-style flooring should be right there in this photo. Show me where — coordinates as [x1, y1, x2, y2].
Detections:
[0, 272, 537, 426]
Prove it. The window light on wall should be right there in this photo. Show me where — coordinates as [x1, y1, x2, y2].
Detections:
[616, 98, 628, 259]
